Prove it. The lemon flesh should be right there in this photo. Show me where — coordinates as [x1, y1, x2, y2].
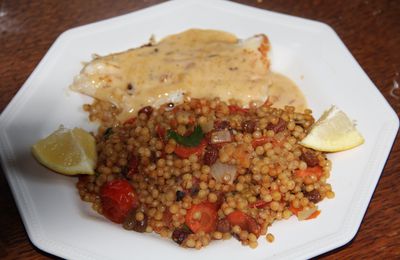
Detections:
[300, 106, 364, 152]
[32, 126, 97, 175]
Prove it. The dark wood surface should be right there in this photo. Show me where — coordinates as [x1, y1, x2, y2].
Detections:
[0, 0, 399, 259]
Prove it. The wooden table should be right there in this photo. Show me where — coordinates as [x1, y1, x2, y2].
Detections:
[1, 0, 399, 259]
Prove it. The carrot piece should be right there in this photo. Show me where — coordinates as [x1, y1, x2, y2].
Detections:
[251, 136, 272, 148]
[185, 202, 218, 233]
[294, 166, 323, 178]
[249, 200, 270, 209]
[288, 203, 302, 216]
[174, 139, 207, 158]
[226, 210, 248, 230]
[289, 203, 321, 220]
[227, 210, 261, 236]
[306, 210, 321, 220]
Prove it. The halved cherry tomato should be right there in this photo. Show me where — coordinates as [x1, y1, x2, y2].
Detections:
[294, 166, 323, 179]
[226, 210, 261, 236]
[174, 139, 207, 158]
[185, 202, 217, 233]
[100, 179, 138, 223]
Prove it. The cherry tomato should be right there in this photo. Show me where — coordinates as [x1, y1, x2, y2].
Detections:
[100, 179, 138, 223]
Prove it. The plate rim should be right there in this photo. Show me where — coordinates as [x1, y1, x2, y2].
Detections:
[0, 0, 399, 259]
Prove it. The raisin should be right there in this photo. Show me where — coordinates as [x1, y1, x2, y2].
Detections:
[304, 189, 322, 203]
[203, 146, 218, 165]
[176, 190, 185, 201]
[216, 218, 231, 233]
[190, 183, 200, 196]
[267, 118, 287, 133]
[123, 210, 148, 233]
[126, 154, 139, 179]
[300, 150, 319, 167]
[138, 106, 153, 117]
[103, 127, 113, 139]
[242, 120, 256, 133]
[172, 226, 192, 245]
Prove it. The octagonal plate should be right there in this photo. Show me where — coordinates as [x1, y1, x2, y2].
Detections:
[0, 0, 398, 259]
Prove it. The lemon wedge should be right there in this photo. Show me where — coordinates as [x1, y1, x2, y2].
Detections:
[299, 106, 364, 152]
[32, 126, 97, 175]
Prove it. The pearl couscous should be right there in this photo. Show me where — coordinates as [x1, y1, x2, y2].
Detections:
[77, 97, 334, 249]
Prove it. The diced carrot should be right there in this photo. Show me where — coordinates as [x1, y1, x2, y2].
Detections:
[289, 203, 302, 216]
[185, 202, 218, 233]
[289, 203, 321, 220]
[249, 200, 270, 209]
[294, 166, 323, 179]
[306, 210, 321, 220]
[227, 210, 261, 236]
[226, 210, 248, 230]
[251, 136, 272, 148]
[233, 143, 251, 168]
[174, 139, 207, 158]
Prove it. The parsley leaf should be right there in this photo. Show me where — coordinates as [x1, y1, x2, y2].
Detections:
[167, 125, 204, 147]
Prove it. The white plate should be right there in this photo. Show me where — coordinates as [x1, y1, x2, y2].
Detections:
[0, 0, 398, 259]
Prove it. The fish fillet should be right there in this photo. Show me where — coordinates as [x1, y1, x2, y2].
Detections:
[70, 29, 271, 120]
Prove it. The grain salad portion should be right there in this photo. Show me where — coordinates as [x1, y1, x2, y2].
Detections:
[76, 97, 334, 249]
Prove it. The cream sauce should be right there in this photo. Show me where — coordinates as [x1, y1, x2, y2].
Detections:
[71, 29, 270, 120]
[71, 29, 306, 120]
[267, 72, 307, 111]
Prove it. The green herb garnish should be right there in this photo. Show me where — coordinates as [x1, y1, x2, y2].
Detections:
[167, 125, 204, 147]
[103, 127, 113, 139]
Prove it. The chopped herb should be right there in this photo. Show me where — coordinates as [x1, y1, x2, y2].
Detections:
[167, 125, 204, 147]
[103, 127, 113, 139]
[176, 190, 185, 201]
